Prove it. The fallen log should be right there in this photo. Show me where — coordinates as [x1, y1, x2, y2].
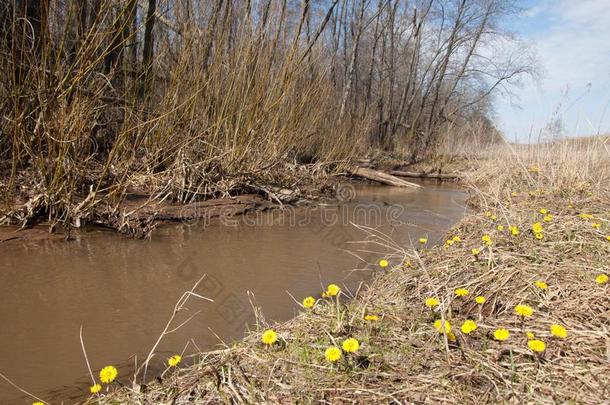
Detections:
[389, 170, 459, 180]
[348, 167, 422, 188]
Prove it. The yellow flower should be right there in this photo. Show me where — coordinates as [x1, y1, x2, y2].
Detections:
[33, 403, 44, 405]
[90, 383, 102, 394]
[568, 203, 574, 208]
[379, 259, 389, 268]
[532, 222, 543, 233]
[419, 237, 428, 244]
[475, 296, 486, 304]
[324, 346, 342, 362]
[326, 284, 341, 296]
[167, 354, 182, 367]
[539, 208, 548, 215]
[527, 339, 546, 352]
[526, 331, 535, 340]
[445, 239, 454, 247]
[493, 328, 510, 341]
[461, 320, 478, 334]
[261, 329, 278, 345]
[509, 226, 520, 236]
[482, 235, 493, 246]
[455, 288, 469, 297]
[497, 225, 505, 231]
[490, 215, 497, 221]
[425, 297, 440, 308]
[515, 304, 534, 317]
[404, 261, 412, 267]
[471, 248, 480, 255]
[452, 236, 461, 242]
[534, 280, 548, 290]
[302, 296, 315, 308]
[485, 211, 492, 217]
[606, 235, 610, 242]
[434, 319, 452, 334]
[595, 274, 608, 285]
[447, 331, 457, 342]
[99, 365, 118, 384]
[511, 191, 518, 197]
[535, 233, 544, 240]
[550, 324, 567, 338]
[342, 338, 360, 353]
[364, 314, 379, 321]
[592, 222, 601, 229]
[543, 214, 553, 222]
[529, 165, 541, 173]
[579, 213, 594, 220]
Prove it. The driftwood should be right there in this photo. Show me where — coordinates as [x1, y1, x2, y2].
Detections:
[348, 167, 422, 188]
[390, 170, 459, 180]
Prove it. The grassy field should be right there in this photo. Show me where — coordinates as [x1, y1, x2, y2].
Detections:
[87, 138, 610, 404]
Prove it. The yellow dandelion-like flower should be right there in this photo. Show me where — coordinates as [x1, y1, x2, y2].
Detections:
[379, 259, 389, 268]
[167, 354, 182, 367]
[364, 314, 379, 321]
[471, 248, 480, 255]
[445, 239, 454, 247]
[475, 296, 486, 304]
[606, 235, 610, 241]
[455, 288, 469, 297]
[452, 236, 461, 242]
[482, 235, 493, 246]
[595, 274, 608, 285]
[515, 304, 534, 317]
[568, 203, 574, 208]
[535, 233, 544, 240]
[419, 237, 428, 244]
[529, 165, 541, 173]
[534, 280, 548, 290]
[511, 191, 519, 197]
[485, 211, 492, 217]
[326, 284, 341, 296]
[434, 319, 452, 334]
[447, 331, 457, 342]
[303, 296, 315, 308]
[461, 320, 478, 334]
[527, 339, 546, 352]
[33, 403, 44, 405]
[90, 383, 102, 394]
[497, 225, 505, 231]
[425, 297, 440, 308]
[550, 324, 567, 338]
[532, 222, 543, 233]
[324, 346, 342, 362]
[490, 215, 497, 221]
[579, 213, 594, 220]
[539, 208, 548, 215]
[99, 366, 118, 384]
[543, 214, 553, 222]
[342, 338, 360, 353]
[261, 329, 278, 345]
[509, 226, 520, 236]
[526, 331, 535, 340]
[493, 328, 510, 341]
[592, 222, 601, 230]
[404, 261, 412, 267]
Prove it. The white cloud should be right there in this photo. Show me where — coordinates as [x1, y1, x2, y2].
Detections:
[496, 0, 610, 141]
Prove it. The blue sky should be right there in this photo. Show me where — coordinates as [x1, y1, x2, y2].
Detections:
[495, 0, 610, 142]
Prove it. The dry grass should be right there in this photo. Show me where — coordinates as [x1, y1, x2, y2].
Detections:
[91, 138, 610, 404]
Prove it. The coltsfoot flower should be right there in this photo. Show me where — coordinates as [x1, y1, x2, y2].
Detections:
[532, 222, 543, 233]
[326, 284, 341, 296]
[419, 237, 428, 244]
[509, 226, 520, 236]
[461, 320, 478, 334]
[434, 319, 451, 334]
[303, 296, 315, 308]
[482, 235, 493, 246]
[324, 346, 342, 362]
[379, 259, 389, 268]
[471, 248, 480, 255]
[364, 314, 379, 321]
[342, 338, 360, 353]
[515, 304, 534, 317]
[90, 384, 102, 394]
[99, 366, 118, 384]
[493, 328, 510, 341]
[455, 288, 469, 297]
[167, 354, 182, 367]
[497, 225, 505, 231]
[261, 329, 278, 345]
[425, 297, 440, 308]
[550, 324, 567, 338]
[475, 296, 486, 304]
[534, 280, 548, 290]
[595, 274, 608, 285]
[527, 339, 546, 352]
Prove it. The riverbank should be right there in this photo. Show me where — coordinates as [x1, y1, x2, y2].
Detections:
[91, 138, 608, 404]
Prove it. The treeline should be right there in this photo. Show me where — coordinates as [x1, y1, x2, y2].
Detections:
[0, 0, 532, 227]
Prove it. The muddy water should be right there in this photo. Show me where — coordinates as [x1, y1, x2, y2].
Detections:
[0, 181, 467, 404]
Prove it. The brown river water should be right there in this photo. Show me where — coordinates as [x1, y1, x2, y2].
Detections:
[0, 181, 468, 404]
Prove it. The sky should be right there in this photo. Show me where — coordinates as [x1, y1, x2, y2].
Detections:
[494, 0, 610, 142]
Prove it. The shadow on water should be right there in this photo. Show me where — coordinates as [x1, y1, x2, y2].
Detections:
[0, 180, 468, 403]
